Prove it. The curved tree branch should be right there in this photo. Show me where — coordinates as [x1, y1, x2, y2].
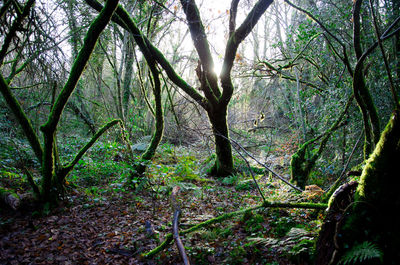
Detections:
[41, 0, 119, 134]
[83, 0, 208, 109]
[221, 0, 273, 103]
[61, 119, 122, 177]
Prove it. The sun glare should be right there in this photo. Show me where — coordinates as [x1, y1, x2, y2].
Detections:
[213, 60, 223, 76]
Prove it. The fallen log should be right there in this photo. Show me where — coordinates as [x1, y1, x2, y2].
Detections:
[0, 187, 20, 210]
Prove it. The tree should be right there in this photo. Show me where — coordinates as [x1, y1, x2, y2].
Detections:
[0, 0, 119, 203]
[86, 0, 274, 177]
[271, 0, 400, 191]
[289, 0, 400, 263]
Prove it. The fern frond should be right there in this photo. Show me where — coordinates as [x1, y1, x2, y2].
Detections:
[339, 241, 383, 265]
[247, 237, 278, 247]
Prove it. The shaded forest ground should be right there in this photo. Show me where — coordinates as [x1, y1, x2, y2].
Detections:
[1, 138, 326, 264]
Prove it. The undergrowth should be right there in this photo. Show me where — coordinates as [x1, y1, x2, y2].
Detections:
[1, 137, 324, 264]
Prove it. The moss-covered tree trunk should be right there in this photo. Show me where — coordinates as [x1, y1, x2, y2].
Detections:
[316, 109, 400, 264]
[132, 63, 164, 177]
[207, 105, 234, 177]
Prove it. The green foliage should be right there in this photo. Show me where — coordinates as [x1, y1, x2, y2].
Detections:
[235, 179, 257, 191]
[248, 227, 316, 263]
[339, 241, 383, 265]
[147, 145, 210, 185]
[174, 155, 199, 181]
[221, 174, 239, 186]
[243, 212, 265, 234]
[0, 170, 27, 191]
[225, 245, 247, 264]
[63, 139, 135, 187]
[199, 225, 234, 242]
[271, 216, 296, 237]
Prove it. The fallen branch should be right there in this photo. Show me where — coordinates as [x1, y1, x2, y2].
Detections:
[141, 201, 327, 258]
[171, 186, 190, 265]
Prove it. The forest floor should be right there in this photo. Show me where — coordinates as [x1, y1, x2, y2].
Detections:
[0, 141, 324, 265]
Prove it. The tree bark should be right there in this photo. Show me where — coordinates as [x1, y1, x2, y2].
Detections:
[353, 0, 380, 159]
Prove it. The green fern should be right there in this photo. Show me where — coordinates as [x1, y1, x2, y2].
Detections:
[339, 241, 383, 265]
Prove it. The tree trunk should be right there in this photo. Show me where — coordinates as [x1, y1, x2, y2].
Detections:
[207, 106, 234, 177]
[317, 109, 400, 264]
[290, 96, 352, 189]
[393, 0, 400, 87]
[122, 34, 134, 121]
[353, 0, 380, 159]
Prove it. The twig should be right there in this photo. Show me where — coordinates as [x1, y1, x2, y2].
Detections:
[230, 139, 267, 203]
[171, 186, 190, 265]
[248, 125, 276, 132]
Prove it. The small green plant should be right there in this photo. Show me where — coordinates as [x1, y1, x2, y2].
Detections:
[188, 246, 215, 265]
[225, 245, 247, 264]
[221, 174, 239, 186]
[339, 241, 383, 265]
[242, 212, 265, 234]
[235, 179, 257, 191]
[200, 228, 219, 241]
[289, 238, 315, 264]
[219, 226, 233, 238]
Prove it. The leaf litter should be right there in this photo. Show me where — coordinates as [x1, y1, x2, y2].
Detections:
[1, 148, 321, 264]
